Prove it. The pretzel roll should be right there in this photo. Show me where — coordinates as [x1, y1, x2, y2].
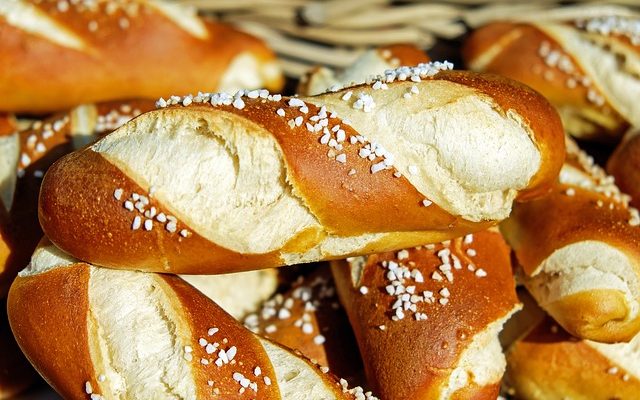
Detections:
[0, 0, 283, 113]
[506, 316, 640, 400]
[464, 16, 640, 140]
[331, 230, 521, 400]
[0, 100, 155, 298]
[298, 44, 430, 96]
[608, 129, 640, 208]
[244, 265, 364, 385]
[502, 138, 640, 343]
[8, 241, 374, 400]
[181, 269, 278, 320]
[38, 65, 565, 274]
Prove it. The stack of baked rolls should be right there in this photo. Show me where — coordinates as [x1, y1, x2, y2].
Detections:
[463, 15, 640, 141]
[1, 0, 285, 397]
[5, 58, 568, 398]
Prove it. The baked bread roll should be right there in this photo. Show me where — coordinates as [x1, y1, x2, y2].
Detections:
[0, 0, 283, 113]
[8, 241, 375, 400]
[331, 229, 521, 400]
[244, 265, 364, 385]
[0, 100, 155, 298]
[1, 298, 38, 399]
[39, 65, 565, 274]
[505, 316, 640, 400]
[181, 269, 279, 320]
[298, 44, 430, 96]
[502, 137, 640, 343]
[463, 16, 640, 140]
[608, 128, 640, 208]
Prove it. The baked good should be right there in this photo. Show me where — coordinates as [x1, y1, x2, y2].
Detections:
[608, 128, 640, 208]
[181, 269, 279, 320]
[463, 16, 640, 140]
[0, 0, 283, 113]
[501, 137, 640, 343]
[0, 298, 37, 399]
[505, 316, 640, 399]
[0, 100, 155, 298]
[298, 44, 430, 96]
[331, 229, 520, 399]
[244, 265, 364, 385]
[38, 65, 566, 274]
[8, 241, 375, 400]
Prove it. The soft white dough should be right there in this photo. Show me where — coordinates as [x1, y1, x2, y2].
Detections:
[0, 133, 19, 212]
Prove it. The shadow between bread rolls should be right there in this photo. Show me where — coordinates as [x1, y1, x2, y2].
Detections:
[8, 241, 371, 400]
[331, 229, 520, 399]
[37, 66, 565, 274]
[501, 138, 640, 343]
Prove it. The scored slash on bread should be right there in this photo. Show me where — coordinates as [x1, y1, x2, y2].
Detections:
[0, 0, 283, 113]
[38, 64, 565, 274]
[331, 229, 521, 400]
[463, 16, 640, 140]
[501, 137, 640, 343]
[8, 241, 374, 400]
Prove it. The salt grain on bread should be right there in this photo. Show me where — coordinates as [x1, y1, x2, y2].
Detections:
[0, 0, 283, 113]
[506, 316, 640, 400]
[8, 240, 375, 400]
[463, 16, 640, 140]
[608, 128, 640, 209]
[38, 64, 566, 274]
[502, 137, 640, 343]
[331, 229, 521, 400]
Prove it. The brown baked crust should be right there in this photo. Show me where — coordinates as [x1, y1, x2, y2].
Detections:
[463, 22, 628, 140]
[331, 230, 519, 400]
[378, 44, 430, 66]
[0, 0, 282, 113]
[244, 265, 365, 385]
[7, 264, 96, 399]
[0, 298, 38, 399]
[506, 317, 640, 400]
[608, 133, 640, 209]
[39, 72, 565, 274]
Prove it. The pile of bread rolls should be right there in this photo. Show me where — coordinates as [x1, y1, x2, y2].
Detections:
[2, 1, 639, 399]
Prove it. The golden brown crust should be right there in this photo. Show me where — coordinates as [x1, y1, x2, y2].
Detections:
[331, 230, 519, 400]
[463, 22, 628, 140]
[0, 1, 282, 113]
[506, 317, 640, 400]
[0, 298, 38, 399]
[7, 264, 96, 399]
[378, 44, 430, 66]
[608, 133, 640, 209]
